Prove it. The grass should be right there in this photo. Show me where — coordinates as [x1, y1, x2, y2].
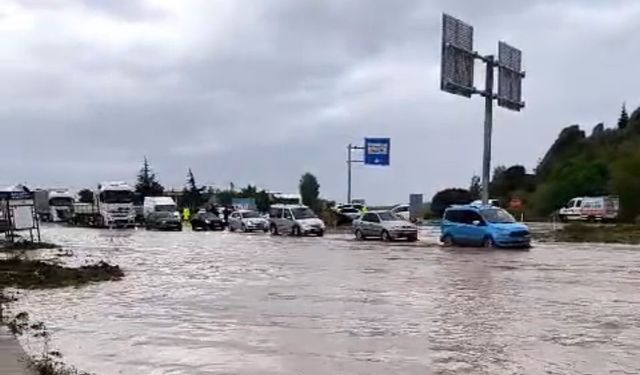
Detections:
[0, 241, 122, 375]
[0, 240, 60, 253]
[551, 223, 640, 244]
[0, 257, 123, 289]
[29, 354, 93, 375]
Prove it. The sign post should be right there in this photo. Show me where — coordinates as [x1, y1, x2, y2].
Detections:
[440, 14, 525, 204]
[346, 138, 390, 203]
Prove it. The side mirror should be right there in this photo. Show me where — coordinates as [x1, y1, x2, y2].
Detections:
[472, 220, 481, 226]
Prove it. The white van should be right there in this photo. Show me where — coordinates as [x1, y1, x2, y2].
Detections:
[558, 196, 619, 222]
[143, 197, 178, 219]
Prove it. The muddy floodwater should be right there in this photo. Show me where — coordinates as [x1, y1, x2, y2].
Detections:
[9, 226, 640, 374]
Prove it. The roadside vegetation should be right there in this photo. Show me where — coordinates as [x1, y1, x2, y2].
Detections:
[539, 223, 640, 244]
[3, 311, 93, 375]
[431, 103, 640, 223]
[0, 240, 59, 253]
[0, 246, 123, 375]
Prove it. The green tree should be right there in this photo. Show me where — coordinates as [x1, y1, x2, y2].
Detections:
[216, 190, 235, 206]
[255, 190, 271, 213]
[182, 168, 204, 210]
[430, 188, 472, 218]
[469, 175, 481, 200]
[299, 173, 320, 211]
[618, 103, 629, 130]
[78, 189, 94, 204]
[239, 184, 257, 198]
[536, 125, 586, 178]
[533, 160, 609, 215]
[611, 154, 640, 222]
[135, 157, 164, 200]
[490, 165, 535, 204]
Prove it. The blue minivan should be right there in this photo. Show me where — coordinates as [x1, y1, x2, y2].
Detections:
[440, 205, 531, 248]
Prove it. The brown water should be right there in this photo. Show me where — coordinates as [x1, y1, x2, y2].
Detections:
[7, 226, 640, 374]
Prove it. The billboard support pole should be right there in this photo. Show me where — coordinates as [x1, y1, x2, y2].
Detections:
[481, 56, 494, 205]
[347, 144, 352, 204]
[346, 144, 365, 204]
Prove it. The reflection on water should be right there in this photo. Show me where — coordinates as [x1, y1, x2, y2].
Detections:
[7, 226, 640, 374]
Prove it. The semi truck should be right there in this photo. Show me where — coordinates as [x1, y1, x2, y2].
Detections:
[72, 182, 136, 228]
[34, 189, 75, 222]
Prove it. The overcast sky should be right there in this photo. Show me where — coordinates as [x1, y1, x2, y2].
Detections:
[1, 0, 639, 204]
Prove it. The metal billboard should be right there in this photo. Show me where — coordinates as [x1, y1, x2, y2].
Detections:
[498, 41, 524, 111]
[364, 138, 390, 166]
[441, 14, 475, 97]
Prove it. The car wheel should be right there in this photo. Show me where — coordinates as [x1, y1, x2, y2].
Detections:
[241, 224, 248, 233]
[381, 230, 392, 242]
[270, 224, 278, 235]
[483, 236, 495, 249]
[407, 234, 418, 242]
[317, 230, 324, 237]
[442, 235, 454, 247]
[229, 225, 235, 232]
[263, 227, 269, 233]
[355, 229, 364, 241]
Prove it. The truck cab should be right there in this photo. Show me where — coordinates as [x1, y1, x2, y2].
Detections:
[558, 197, 583, 222]
[95, 182, 136, 227]
[48, 190, 75, 222]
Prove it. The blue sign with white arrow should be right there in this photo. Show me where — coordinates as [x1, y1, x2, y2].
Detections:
[364, 138, 390, 166]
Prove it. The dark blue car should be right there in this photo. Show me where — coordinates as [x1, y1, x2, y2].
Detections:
[440, 205, 530, 248]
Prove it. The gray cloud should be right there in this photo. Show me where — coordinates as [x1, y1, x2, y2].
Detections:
[1, 0, 640, 204]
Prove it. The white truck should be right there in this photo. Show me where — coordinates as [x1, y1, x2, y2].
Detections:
[143, 196, 178, 220]
[72, 182, 136, 228]
[558, 196, 619, 222]
[34, 189, 75, 222]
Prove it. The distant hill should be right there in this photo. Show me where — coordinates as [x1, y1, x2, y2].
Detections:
[491, 105, 640, 221]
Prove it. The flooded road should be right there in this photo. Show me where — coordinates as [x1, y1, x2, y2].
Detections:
[9, 226, 640, 374]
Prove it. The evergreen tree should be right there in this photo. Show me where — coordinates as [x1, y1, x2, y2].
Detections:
[618, 103, 629, 130]
[183, 168, 204, 209]
[135, 157, 164, 200]
[255, 190, 271, 213]
[469, 175, 481, 200]
[299, 173, 320, 211]
[78, 189, 94, 204]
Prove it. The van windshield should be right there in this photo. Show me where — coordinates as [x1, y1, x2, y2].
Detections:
[292, 207, 316, 219]
[480, 208, 516, 224]
[155, 204, 176, 212]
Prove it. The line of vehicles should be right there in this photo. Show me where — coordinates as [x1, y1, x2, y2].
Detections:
[33, 185, 531, 248]
[40, 181, 609, 249]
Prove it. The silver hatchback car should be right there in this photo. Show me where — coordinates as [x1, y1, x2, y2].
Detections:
[353, 211, 418, 242]
[228, 210, 269, 232]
